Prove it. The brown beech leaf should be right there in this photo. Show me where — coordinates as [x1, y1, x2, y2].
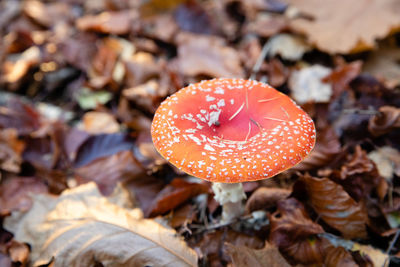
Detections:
[0, 129, 24, 173]
[4, 182, 197, 267]
[284, 0, 400, 53]
[324, 245, 358, 267]
[0, 176, 47, 215]
[225, 242, 291, 267]
[2, 46, 40, 83]
[124, 52, 162, 88]
[245, 187, 291, 213]
[293, 126, 341, 171]
[76, 11, 136, 35]
[76, 150, 144, 195]
[82, 111, 120, 134]
[368, 106, 400, 136]
[245, 13, 288, 38]
[301, 174, 368, 239]
[23, 0, 71, 28]
[175, 32, 245, 78]
[269, 198, 325, 265]
[368, 146, 400, 180]
[147, 178, 209, 217]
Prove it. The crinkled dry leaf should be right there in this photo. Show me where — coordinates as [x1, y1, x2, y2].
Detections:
[76, 150, 144, 195]
[0, 129, 24, 173]
[301, 174, 368, 239]
[284, 0, 400, 53]
[124, 52, 162, 87]
[368, 146, 400, 180]
[4, 182, 198, 267]
[245, 14, 288, 38]
[0, 176, 47, 215]
[123, 79, 161, 114]
[293, 127, 341, 171]
[269, 198, 325, 264]
[175, 32, 244, 78]
[364, 46, 400, 88]
[324, 245, 358, 267]
[225, 242, 291, 267]
[368, 106, 400, 136]
[289, 65, 332, 104]
[147, 178, 208, 217]
[245, 187, 291, 213]
[76, 11, 136, 35]
[82, 111, 120, 134]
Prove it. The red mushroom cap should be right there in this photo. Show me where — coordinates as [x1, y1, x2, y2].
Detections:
[151, 78, 316, 183]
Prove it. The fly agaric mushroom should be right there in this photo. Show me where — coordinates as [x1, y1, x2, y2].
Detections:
[151, 78, 315, 222]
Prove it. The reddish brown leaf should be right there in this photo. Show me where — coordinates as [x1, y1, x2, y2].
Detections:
[174, 2, 216, 35]
[324, 245, 358, 267]
[269, 198, 325, 264]
[174, 32, 245, 78]
[0, 129, 24, 173]
[0, 176, 47, 215]
[75, 150, 144, 195]
[245, 187, 291, 213]
[225, 242, 291, 267]
[76, 11, 136, 35]
[368, 106, 400, 136]
[245, 13, 288, 38]
[7, 240, 29, 266]
[23, 0, 72, 28]
[301, 174, 368, 239]
[147, 178, 208, 217]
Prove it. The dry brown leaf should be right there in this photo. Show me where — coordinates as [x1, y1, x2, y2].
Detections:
[368, 146, 400, 180]
[4, 182, 198, 267]
[269, 198, 325, 264]
[0, 129, 25, 173]
[3, 46, 40, 83]
[23, 0, 71, 28]
[284, 0, 400, 53]
[82, 111, 120, 134]
[175, 32, 245, 78]
[147, 178, 208, 217]
[364, 47, 400, 88]
[76, 11, 136, 35]
[368, 105, 400, 136]
[245, 187, 291, 213]
[225, 242, 291, 267]
[301, 174, 368, 239]
[324, 245, 358, 267]
[76, 150, 144, 195]
[245, 13, 288, 38]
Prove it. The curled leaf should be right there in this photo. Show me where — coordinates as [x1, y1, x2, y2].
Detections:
[368, 106, 400, 136]
[301, 174, 368, 239]
[245, 187, 291, 213]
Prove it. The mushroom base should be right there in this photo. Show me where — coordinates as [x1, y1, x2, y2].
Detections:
[211, 182, 246, 223]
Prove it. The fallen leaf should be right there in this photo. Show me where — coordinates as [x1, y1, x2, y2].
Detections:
[76, 150, 144, 195]
[245, 187, 291, 213]
[124, 52, 162, 87]
[123, 79, 161, 114]
[7, 240, 29, 266]
[269, 198, 325, 264]
[140, 13, 179, 42]
[82, 111, 120, 134]
[289, 64, 332, 104]
[147, 178, 208, 217]
[264, 34, 311, 60]
[74, 133, 134, 167]
[225, 242, 291, 267]
[4, 182, 198, 266]
[0, 129, 25, 173]
[368, 106, 400, 136]
[284, 0, 400, 53]
[300, 174, 368, 239]
[23, 0, 71, 28]
[364, 46, 400, 88]
[75, 87, 113, 110]
[2, 46, 40, 83]
[0, 176, 47, 215]
[175, 32, 245, 78]
[324, 245, 358, 267]
[174, 2, 216, 35]
[133, 130, 167, 171]
[76, 11, 136, 35]
[266, 58, 289, 88]
[245, 13, 288, 38]
[368, 146, 400, 180]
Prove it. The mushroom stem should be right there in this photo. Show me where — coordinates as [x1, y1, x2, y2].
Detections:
[211, 182, 246, 223]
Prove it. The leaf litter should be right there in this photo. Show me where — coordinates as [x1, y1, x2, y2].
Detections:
[0, 0, 400, 266]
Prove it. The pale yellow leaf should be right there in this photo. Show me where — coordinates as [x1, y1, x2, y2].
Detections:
[4, 183, 197, 267]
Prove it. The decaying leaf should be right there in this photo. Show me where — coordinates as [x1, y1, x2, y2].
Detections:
[4, 182, 198, 266]
[3, 46, 40, 83]
[264, 34, 311, 61]
[269, 198, 325, 264]
[175, 32, 245, 78]
[324, 245, 358, 267]
[284, 0, 400, 53]
[146, 178, 208, 217]
[225, 242, 291, 267]
[368, 105, 400, 136]
[245, 187, 291, 213]
[289, 65, 332, 104]
[0, 129, 24, 173]
[300, 174, 368, 239]
[368, 146, 400, 180]
[82, 111, 120, 134]
[76, 11, 136, 35]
